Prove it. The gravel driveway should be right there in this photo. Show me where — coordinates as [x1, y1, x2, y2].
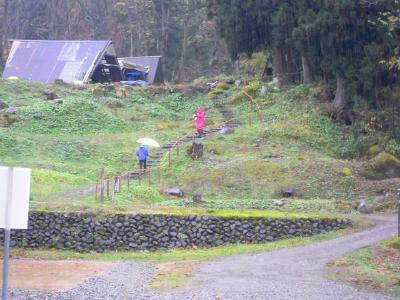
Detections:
[9, 216, 398, 300]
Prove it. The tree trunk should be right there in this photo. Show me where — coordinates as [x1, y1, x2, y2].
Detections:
[272, 45, 284, 81]
[333, 75, 353, 124]
[301, 55, 313, 84]
[333, 76, 347, 111]
[286, 47, 297, 83]
[234, 58, 240, 76]
[178, 13, 187, 82]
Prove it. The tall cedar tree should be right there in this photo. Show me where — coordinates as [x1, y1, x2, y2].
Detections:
[209, 0, 399, 121]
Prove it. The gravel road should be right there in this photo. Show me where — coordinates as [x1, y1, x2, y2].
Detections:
[9, 216, 398, 300]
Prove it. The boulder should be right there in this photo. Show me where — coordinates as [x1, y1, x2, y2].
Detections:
[356, 198, 373, 214]
[54, 79, 66, 85]
[273, 199, 285, 207]
[192, 194, 202, 203]
[260, 86, 268, 97]
[218, 126, 235, 135]
[0, 101, 8, 109]
[43, 90, 58, 100]
[281, 188, 295, 198]
[363, 152, 400, 180]
[52, 99, 64, 104]
[159, 188, 184, 198]
[3, 107, 17, 116]
[92, 85, 106, 97]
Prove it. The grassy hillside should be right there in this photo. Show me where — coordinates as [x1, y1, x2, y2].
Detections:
[0, 80, 221, 204]
[0, 79, 398, 214]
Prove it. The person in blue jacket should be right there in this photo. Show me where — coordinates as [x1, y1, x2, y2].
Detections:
[136, 145, 149, 170]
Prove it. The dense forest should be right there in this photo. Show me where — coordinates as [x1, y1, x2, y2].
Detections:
[209, 0, 400, 124]
[0, 0, 231, 82]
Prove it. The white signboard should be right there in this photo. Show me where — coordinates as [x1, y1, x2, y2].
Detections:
[0, 166, 31, 229]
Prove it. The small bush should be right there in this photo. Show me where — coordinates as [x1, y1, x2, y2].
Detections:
[340, 167, 352, 177]
[385, 140, 400, 157]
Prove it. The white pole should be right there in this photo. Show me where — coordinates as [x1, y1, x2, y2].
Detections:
[2, 167, 14, 300]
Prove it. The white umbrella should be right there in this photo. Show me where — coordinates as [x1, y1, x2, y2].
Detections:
[136, 137, 160, 148]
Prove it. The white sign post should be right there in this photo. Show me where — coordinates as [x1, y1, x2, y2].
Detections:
[0, 166, 31, 300]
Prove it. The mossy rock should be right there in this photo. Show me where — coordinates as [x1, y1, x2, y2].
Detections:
[207, 90, 223, 100]
[340, 167, 352, 177]
[215, 82, 231, 91]
[363, 152, 400, 180]
[206, 142, 224, 155]
[1, 114, 19, 127]
[367, 144, 380, 157]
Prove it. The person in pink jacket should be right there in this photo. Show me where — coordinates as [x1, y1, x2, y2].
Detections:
[194, 108, 205, 137]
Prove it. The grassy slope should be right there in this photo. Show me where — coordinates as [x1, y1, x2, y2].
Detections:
[147, 84, 399, 214]
[0, 80, 397, 214]
[0, 80, 220, 205]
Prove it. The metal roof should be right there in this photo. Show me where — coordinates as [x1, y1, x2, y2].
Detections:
[2, 40, 114, 84]
[119, 56, 163, 84]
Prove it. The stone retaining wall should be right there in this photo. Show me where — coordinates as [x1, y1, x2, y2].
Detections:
[1, 212, 352, 252]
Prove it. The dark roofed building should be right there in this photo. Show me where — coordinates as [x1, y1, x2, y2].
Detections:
[2, 40, 122, 84]
[118, 56, 163, 84]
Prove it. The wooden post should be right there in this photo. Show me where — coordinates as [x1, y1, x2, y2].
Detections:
[100, 169, 105, 204]
[168, 151, 171, 168]
[95, 180, 99, 201]
[107, 177, 110, 197]
[127, 172, 130, 188]
[249, 115, 252, 127]
[118, 176, 121, 192]
[177, 142, 180, 156]
[148, 168, 151, 186]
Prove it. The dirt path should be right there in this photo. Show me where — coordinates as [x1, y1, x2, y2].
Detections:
[10, 216, 398, 300]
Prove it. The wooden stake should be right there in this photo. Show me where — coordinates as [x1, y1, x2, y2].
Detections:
[107, 177, 110, 197]
[168, 151, 171, 168]
[100, 169, 105, 204]
[127, 172, 130, 188]
[148, 168, 151, 186]
[95, 180, 98, 201]
[177, 143, 180, 156]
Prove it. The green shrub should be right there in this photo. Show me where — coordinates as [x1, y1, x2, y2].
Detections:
[340, 167, 352, 177]
[11, 99, 129, 135]
[385, 139, 400, 157]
